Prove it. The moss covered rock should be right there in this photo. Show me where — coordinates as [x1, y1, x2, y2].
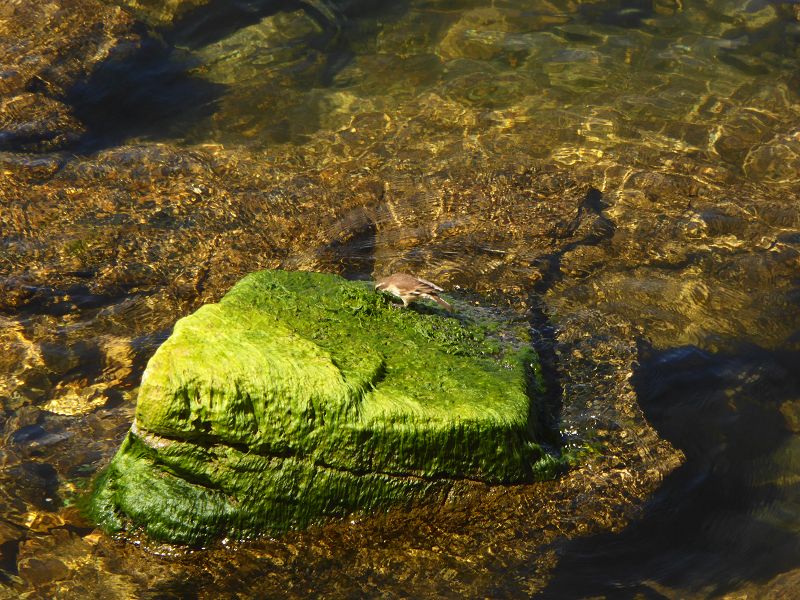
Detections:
[89, 270, 555, 544]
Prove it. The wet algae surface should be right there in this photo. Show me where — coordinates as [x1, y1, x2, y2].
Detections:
[1, 0, 799, 597]
[91, 269, 556, 544]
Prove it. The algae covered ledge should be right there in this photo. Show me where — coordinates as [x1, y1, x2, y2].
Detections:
[88, 269, 564, 545]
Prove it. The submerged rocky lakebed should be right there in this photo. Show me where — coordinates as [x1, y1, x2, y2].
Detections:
[1, 0, 799, 597]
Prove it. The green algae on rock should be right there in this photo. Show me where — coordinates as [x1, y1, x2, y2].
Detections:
[88, 269, 555, 544]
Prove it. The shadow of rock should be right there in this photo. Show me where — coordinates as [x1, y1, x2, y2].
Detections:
[65, 34, 227, 152]
[538, 343, 800, 598]
[0, 0, 141, 152]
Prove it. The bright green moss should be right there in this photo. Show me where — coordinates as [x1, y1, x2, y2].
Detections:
[89, 270, 558, 545]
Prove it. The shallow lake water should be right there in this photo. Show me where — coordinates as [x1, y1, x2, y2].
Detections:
[1, 0, 799, 597]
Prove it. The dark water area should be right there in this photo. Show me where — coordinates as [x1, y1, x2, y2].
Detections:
[1, 0, 800, 597]
[542, 345, 800, 597]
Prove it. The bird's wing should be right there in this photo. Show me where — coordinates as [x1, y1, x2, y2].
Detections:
[414, 277, 444, 293]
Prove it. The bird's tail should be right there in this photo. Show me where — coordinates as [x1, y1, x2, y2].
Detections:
[431, 295, 453, 312]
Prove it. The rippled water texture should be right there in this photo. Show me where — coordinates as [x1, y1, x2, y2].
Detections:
[1, 0, 799, 597]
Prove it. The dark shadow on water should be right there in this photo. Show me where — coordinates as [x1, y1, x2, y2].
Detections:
[0, 539, 19, 581]
[537, 343, 800, 598]
[65, 28, 227, 152]
[324, 212, 377, 281]
[578, 0, 654, 28]
[62, 0, 408, 152]
[165, 0, 394, 48]
[532, 187, 615, 296]
[285, 205, 377, 280]
[166, 0, 303, 48]
[527, 187, 617, 450]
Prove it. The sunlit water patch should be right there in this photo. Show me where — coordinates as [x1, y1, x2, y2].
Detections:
[144, 0, 800, 187]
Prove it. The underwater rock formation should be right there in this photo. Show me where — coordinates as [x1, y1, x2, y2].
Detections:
[89, 269, 556, 544]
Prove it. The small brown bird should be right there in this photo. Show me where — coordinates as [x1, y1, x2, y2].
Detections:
[375, 273, 453, 311]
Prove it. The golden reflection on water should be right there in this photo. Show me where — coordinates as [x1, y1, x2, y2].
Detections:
[1, 0, 800, 596]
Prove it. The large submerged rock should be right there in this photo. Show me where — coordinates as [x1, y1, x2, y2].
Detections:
[89, 269, 555, 544]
